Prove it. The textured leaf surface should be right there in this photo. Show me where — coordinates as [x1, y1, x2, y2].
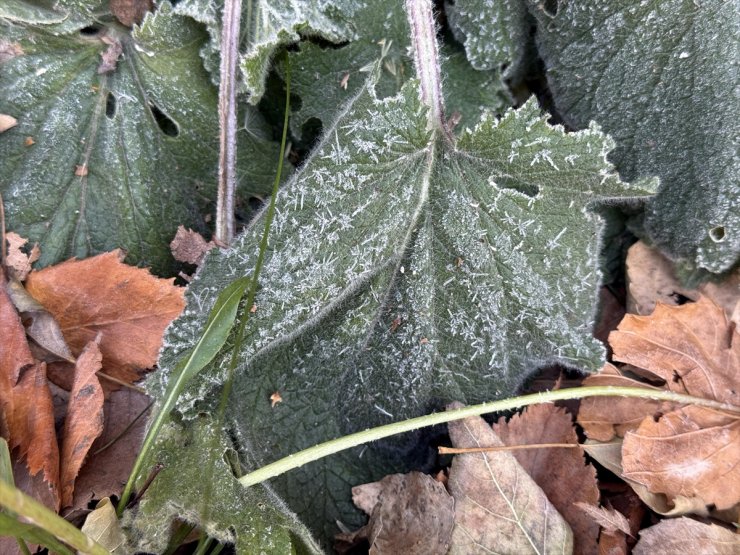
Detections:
[447, 408, 573, 553]
[0, 3, 276, 274]
[529, 1, 740, 272]
[174, 0, 356, 101]
[633, 517, 740, 555]
[154, 75, 652, 538]
[445, 0, 530, 77]
[127, 417, 321, 554]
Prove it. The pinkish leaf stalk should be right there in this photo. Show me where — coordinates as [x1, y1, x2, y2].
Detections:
[405, 0, 446, 132]
[216, 0, 243, 245]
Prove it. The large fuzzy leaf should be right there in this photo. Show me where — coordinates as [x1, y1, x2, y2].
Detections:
[174, 0, 358, 101]
[0, 2, 279, 274]
[150, 68, 654, 541]
[528, 1, 739, 273]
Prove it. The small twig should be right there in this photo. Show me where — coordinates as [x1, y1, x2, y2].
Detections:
[96, 371, 146, 393]
[126, 462, 164, 509]
[215, 0, 244, 245]
[93, 400, 153, 455]
[439, 443, 582, 455]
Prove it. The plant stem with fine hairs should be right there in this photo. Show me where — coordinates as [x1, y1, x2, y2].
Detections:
[215, 0, 243, 245]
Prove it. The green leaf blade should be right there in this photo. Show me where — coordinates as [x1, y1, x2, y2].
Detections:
[153, 74, 652, 540]
[529, 0, 739, 273]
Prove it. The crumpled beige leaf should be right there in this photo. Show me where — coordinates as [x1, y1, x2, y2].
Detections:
[494, 404, 600, 554]
[0, 114, 17, 133]
[574, 502, 630, 536]
[170, 225, 215, 267]
[633, 517, 740, 555]
[335, 472, 454, 555]
[446, 404, 572, 554]
[80, 497, 125, 552]
[4, 232, 40, 281]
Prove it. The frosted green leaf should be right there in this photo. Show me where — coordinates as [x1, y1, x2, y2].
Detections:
[174, 0, 358, 101]
[153, 73, 653, 539]
[442, 45, 513, 130]
[0, 2, 278, 273]
[528, 1, 740, 273]
[445, 0, 530, 77]
[281, 1, 411, 140]
[126, 417, 322, 554]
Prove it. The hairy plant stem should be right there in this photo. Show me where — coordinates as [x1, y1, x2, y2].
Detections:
[405, 0, 445, 131]
[215, 0, 243, 244]
[239, 386, 740, 487]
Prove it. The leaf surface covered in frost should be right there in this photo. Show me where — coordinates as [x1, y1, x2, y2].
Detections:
[528, 0, 740, 273]
[0, 2, 278, 273]
[154, 73, 654, 539]
[174, 0, 358, 101]
[445, 0, 530, 77]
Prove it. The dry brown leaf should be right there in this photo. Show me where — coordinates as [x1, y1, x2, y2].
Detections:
[598, 532, 628, 555]
[446, 404, 572, 554]
[59, 339, 104, 508]
[170, 225, 215, 266]
[0, 114, 17, 133]
[350, 480, 383, 515]
[622, 405, 740, 511]
[25, 250, 185, 384]
[574, 502, 631, 536]
[626, 241, 740, 325]
[577, 363, 676, 442]
[335, 472, 454, 555]
[110, 0, 153, 26]
[4, 232, 40, 281]
[609, 297, 739, 405]
[0, 272, 60, 508]
[633, 517, 740, 555]
[494, 404, 600, 555]
[71, 388, 150, 512]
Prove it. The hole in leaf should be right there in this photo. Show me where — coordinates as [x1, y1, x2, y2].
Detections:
[79, 25, 103, 36]
[543, 0, 558, 16]
[105, 92, 116, 119]
[669, 292, 692, 305]
[247, 196, 265, 212]
[149, 103, 179, 137]
[709, 225, 725, 243]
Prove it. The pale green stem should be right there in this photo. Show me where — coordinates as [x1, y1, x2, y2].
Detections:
[239, 386, 740, 487]
[0, 480, 109, 555]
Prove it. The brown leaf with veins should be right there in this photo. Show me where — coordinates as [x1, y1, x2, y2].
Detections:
[633, 517, 740, 555]
[25, 250, 185, 385]
[446, 403, 572, 554]
[494, 404, 600, 555]
[622, 405, 740, 510]
[577, 363, 676, 442]
[335, 472, 454, 555]
[0, 271, 60, 509]
[70, 388, 150, 512]
[609, 297, 739, 405]
[60, 339, 104, 508]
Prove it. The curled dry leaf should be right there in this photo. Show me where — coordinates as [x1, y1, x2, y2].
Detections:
[494, 404, 600, 555]
[60, 339, 104, 508]
[4, 232, 40, 281]
[447, 404, 572, 554]
[80, 497, 125, 552]
[25, 250, 185, 385]
[626, 241, 740, 325]
[633, 517, 740, 555]
[335, 472, 454, 555]
[170, 225, 215, 266]
[622, 405, 740, 511]
[110, 0, 154, 27]
[0, 114, 17, 133]
[0, 270, 59, 508]
[577, 363, 676, 442]
[609, 297, 738, 404]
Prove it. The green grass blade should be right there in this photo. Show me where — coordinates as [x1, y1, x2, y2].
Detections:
[0, 480, 108, 555]
[118, 275, 251, 515]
